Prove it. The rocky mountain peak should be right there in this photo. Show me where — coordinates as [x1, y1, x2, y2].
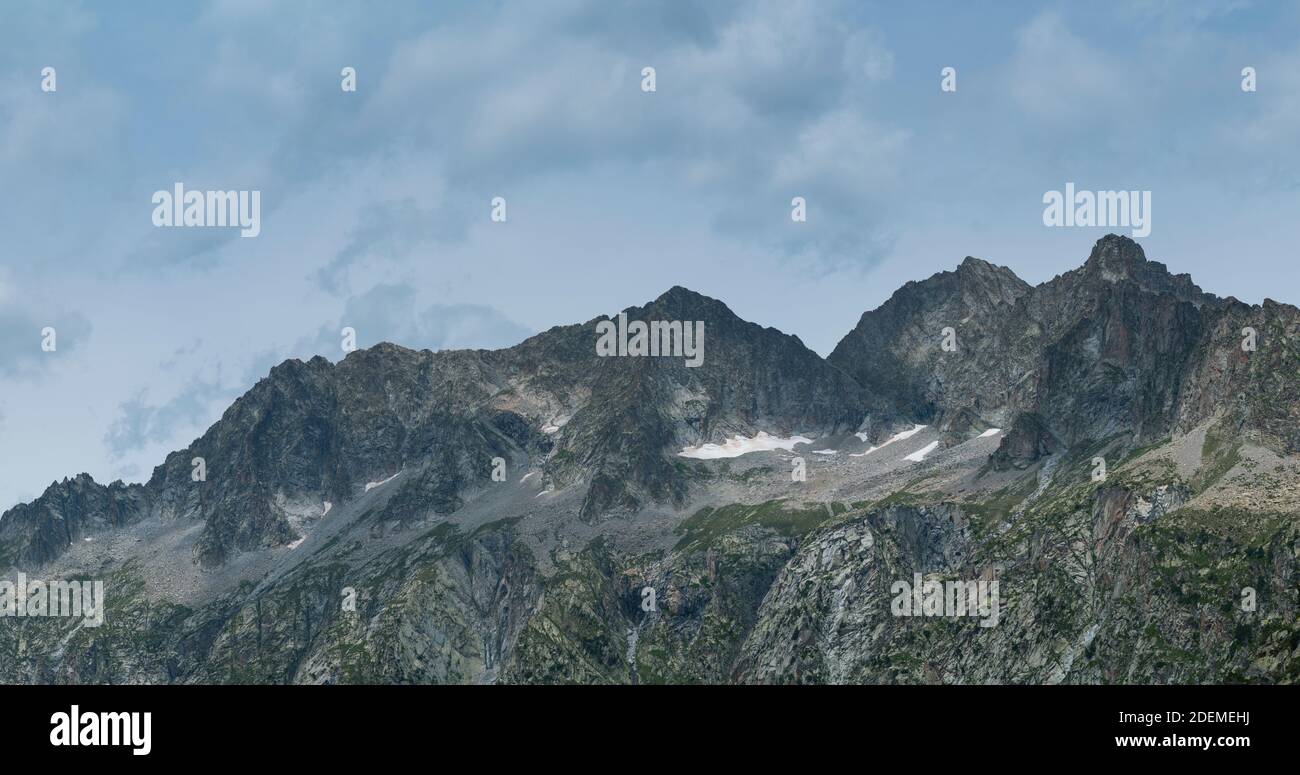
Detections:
[652, 284, 709, 304]
[953, 255, 1031, 305]
[1081, 233, 1163, 287]
[642, 285, 737, 325]
[957, 255, 1008, 278]
[1078, 234, 1213, 305]
[1084, 233, 1146, 269]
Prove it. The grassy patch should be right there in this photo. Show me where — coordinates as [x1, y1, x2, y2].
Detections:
[960, 476, 1039, 533]
[1193, 424, 1242, 493]
[673, 499, 842, 551]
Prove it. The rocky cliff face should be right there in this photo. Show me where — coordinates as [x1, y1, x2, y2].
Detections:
[0, 475, 146, 568]
[2, 236, 1298, 684]
[830, 235, 1298, 458]
[2, 287, 868, 568]
[828, 255, 1032, 424]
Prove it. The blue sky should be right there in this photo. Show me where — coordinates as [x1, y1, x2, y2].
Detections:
[2, 0, 1300, 509]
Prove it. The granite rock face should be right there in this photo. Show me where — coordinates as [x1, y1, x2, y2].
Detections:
[830, 234, 1300, 458]
[0, 475, 146, 567]
[2, 287, 870, 567]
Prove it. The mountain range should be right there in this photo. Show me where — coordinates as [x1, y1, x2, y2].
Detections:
[2, 234, 1297, 684]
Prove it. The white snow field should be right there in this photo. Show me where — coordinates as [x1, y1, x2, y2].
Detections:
[850, 424, 927, 457]
[678, 432, 814, 459]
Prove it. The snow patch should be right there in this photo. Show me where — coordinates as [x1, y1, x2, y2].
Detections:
[903, 440, 940, 462]
[542, 424, 560, 434]
[364, 472, 400, 492]
[322, 501, 332, 516]
[812, 449, 837, 455]
[677, 432, 813, 459]
[851, 424, 927, 457]
[287, 536, 307, 550]
[520, 472, 537, 483]
[978, 428, 1002, 438]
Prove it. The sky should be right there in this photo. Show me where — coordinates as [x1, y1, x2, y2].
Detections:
[2, 0, 1300, 510]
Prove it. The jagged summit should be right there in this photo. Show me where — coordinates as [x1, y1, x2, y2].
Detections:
[831, 235, 1294, 454]
[1071, 234, 1213, 305]
[956, 254, 1011, 275]
[635, 285, 746, 327]
[1085, 232, 1146, 264]
[651, 284, 714, 306]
